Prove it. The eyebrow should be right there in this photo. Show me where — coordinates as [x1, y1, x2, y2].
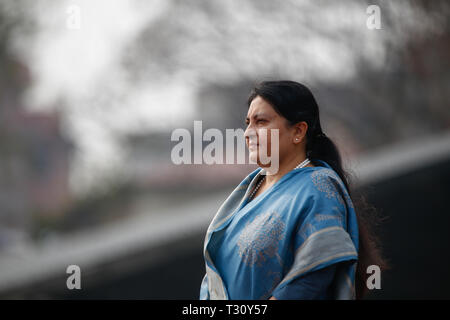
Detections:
[245, 113, 268, 122]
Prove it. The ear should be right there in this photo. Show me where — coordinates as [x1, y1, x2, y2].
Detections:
[293, 121, 308, 144]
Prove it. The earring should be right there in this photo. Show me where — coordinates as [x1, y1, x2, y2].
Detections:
[295, 138, 299, 142]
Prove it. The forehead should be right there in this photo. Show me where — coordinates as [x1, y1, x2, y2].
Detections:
[247, 96, 277, 117]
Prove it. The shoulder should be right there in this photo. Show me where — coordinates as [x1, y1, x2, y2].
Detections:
[291, 166, 346, 199]
[291, 167, 352, 219]
[307, 167, 349, 201]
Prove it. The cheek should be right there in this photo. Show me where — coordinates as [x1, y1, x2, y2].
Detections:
[256, 128, 270, 148]
[269, 128, 289, 154]
[257, 128, 281, 150]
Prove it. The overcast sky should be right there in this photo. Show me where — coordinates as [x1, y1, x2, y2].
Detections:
[2, 0, 445, 194]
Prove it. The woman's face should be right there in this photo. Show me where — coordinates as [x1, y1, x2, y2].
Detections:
[244, 96, 302, 169]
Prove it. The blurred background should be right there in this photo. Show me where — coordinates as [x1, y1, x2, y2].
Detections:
[0, 0, 449, 299]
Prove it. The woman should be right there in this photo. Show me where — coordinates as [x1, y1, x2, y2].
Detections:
[200, 80, 388, 300]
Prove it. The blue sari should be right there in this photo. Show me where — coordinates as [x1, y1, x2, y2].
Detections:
[200, 159, 359, 300]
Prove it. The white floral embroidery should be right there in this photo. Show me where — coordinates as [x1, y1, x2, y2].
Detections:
[314, 207, 344, 225]
[310, 168, 354, 209]
[237, 211, 286, 267]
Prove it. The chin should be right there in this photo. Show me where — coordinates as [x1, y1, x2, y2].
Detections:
[249, 152, 258, 164]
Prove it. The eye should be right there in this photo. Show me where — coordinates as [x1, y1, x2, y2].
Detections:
[257, 119, 266, 124]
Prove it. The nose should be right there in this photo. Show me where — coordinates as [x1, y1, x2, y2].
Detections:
[244, 125, 257, 145]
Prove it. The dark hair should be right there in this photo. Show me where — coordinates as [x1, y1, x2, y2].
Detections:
[247, 80, 390, 299]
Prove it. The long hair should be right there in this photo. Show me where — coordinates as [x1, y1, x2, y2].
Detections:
[247, 80, 390, 299]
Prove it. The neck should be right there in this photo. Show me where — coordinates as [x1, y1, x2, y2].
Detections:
[262, 152, 310, 186]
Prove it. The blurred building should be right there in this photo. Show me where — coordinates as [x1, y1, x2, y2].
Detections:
[125, 131, 253, 191]
[0, 109, 72, 227]
[0, 57, 73, 243]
